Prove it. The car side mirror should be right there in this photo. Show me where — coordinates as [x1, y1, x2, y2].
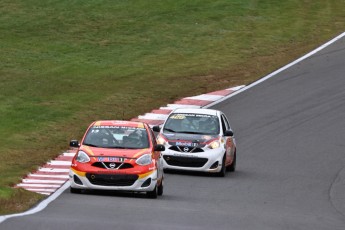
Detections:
[224, 130, 234, 137]
[70, 140, 80, 148]
[152, 126, 161, 132]
[154, 144, 165, 151]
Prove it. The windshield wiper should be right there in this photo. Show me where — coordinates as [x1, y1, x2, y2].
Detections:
[83, 143, 100, 147]
[163, 128, 176, 133]
[178, 131, 205, 135]
[107, 146, 127, 149]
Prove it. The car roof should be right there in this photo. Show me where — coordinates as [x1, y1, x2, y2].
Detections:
[91, 120, 147, 128]
[171, 108, 220, 116]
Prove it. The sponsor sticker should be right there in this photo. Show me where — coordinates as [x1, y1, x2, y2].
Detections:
[97, 157, 125, 162]
[173, 154, 199, 158]
[176, 142, 198, 147]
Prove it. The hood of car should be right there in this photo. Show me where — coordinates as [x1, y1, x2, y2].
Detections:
[162, 133, 218, 145]
[80, 145, 150, 159]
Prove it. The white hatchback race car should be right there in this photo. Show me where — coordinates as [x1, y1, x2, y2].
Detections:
[153, 108, 236, 176]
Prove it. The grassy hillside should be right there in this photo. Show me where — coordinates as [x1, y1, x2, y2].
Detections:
[1, 0, 345, 214]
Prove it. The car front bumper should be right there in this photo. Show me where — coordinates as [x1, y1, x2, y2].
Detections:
[69, 168, 158, 192]
[161, 147, 225, 173]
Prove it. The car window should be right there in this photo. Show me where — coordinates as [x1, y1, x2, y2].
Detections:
[148, 126, 157, 146]
[163, 113, 220, 135]
[221, 114, 230, 132]
[83, 126, 149, 149]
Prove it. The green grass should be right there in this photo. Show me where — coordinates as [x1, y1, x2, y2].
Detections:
[1, 0, 345, 214]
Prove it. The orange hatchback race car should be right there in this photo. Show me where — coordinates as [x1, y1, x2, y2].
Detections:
[69, 120, 165, 198]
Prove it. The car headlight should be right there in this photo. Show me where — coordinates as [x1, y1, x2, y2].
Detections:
[136, 154, 152, 166]
[208, 140, 221, 149]
[157, 135, 167, 145]
[76, 151, 90, 163]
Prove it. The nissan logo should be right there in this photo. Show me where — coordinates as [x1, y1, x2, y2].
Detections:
[183, 147, 189, 152]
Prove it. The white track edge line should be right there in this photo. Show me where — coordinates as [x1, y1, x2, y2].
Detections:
[205, 31, 345, 109]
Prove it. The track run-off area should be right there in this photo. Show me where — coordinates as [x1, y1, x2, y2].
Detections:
[1, 32, 345, 229]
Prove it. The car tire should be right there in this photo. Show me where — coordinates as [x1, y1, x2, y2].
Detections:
[70, 187, 82, 194]
[157, 179, 163, 196]
[216, 155, 226, 177]
[146, 185, 158, 199]
[226, 151, 236, 172]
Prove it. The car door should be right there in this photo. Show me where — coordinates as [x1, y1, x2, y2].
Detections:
[148, 126, 164, 179]
[220, 113, 235, 166]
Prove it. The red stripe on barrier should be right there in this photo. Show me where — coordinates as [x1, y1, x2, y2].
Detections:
[131, 118, 164, 126]
[151, 109, 172, 114]
[206, 89, 233, 96]
[54, 156, 74, 161]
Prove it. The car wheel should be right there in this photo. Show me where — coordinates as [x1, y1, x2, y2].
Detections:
[216, 155, 226, 177]
[70, 187, 82, 194]
[157, 179, 163, 196]
[226, 151, 236, 172]
[146, 185, 158, 199]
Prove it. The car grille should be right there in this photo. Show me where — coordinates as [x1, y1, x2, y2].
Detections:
[86, 173, 138, 186]
[163, 155, 208, 168]
[169, 146, 204, 153]
[92, 162, 133, 169]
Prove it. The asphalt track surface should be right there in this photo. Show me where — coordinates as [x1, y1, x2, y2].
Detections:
[2, 35, 345, 229]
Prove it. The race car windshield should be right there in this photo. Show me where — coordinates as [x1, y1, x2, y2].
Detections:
[83, 126, 150, 149]
[163, 113, 220, 135]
